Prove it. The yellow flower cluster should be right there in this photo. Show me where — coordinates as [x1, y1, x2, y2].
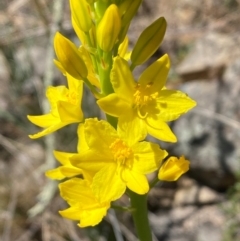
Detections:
[28, 0, 196, 228]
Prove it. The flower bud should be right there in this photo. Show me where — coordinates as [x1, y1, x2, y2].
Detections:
[158, 156, 190, 181]
[86, 0, 97, 3]
[72, 17, 87, 45]
[54, 32, 88, 79]
[131, 17, 167, 66]
[119, 0, 142, 28]
[70, 0, 92, 32]
[118, 0, 142, 43]
[97, 4, 121, 52]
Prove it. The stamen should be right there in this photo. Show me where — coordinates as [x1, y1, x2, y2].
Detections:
[132, 82, 158, 118]
[109, 139, 133, 169]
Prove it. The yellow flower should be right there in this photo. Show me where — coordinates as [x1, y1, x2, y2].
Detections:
[59, 178, 111, 227]
[28, 74, 83, 139]
[97, 55, 196, 142]
[70, 118, 167, 202]
[46, 125, 88, 180]
[158, 156, 190, 181]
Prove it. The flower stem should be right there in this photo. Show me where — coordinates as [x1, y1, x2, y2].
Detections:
[128, 190, 152, 241]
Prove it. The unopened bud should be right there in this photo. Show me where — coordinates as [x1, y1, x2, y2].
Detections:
[131, 17, 167, 66]
[54, 32, 88, 79]
[118, 0, 142, 43]
[70, 0, 92, 32]
[97, 4, 121, 52]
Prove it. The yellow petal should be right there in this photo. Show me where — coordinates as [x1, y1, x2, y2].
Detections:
[66, 73, 83, 98]
[110, 56, 135, 101]
[59, 206, 82, 220]
[70, 151, 111, 173]
[118, 36, 129, 58]
[77, 124, 89, 153]
[59, 179, 111, 226]
[53, 150, 74, 165]
[139, 54, 170, 91]
[60, 205, 109, 227]
[77, 206, 109, 227]
[27, 113, 58, 128]
[122, 169, 149, 194]
[59, 178, 95, 207]
[59, 166, 82, 178]
[117, 111, 147, 146]
[84, 119, 118, 149]
[92, 164, 126, 202]
[28, 122, 66, 139]
[146, 118, 177, 142]
[46, 85, 68, 113]
[158, 156, 190, 181]
[57, 101, 83, 123]
[45, 168, 66, 180]
[132, 142, 168, 174]
[157, 89, 197, 122]
[97, 93, 131, 117]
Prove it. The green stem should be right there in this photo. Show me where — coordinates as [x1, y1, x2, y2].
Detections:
[128, 190, 152, 241]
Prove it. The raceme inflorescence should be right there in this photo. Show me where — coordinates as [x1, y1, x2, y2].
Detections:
[28, 0, 196, 240]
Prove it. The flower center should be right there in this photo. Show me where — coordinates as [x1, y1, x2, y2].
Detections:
[66, 91, 79, 105]
[133, 83, 158, 118]
[109, 139, 133, 168]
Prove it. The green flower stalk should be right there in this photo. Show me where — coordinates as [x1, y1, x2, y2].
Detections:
[27, 1, 197, 240]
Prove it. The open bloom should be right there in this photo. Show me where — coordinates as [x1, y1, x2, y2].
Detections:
[45, 151, 82, 180]
[46, 124, 89, 180]
[70, 118, 167, 203]
[97, 55, 196, 142]
[28, 74, 83, 139]
[158, 156, 190, 181]
[59, 178, 111, 227]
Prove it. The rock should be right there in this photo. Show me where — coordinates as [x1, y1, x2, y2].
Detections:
[174, 177, 223, 206]
[177, 32, 240, 81]
[150, 205, 225, 241]
[170, 57, 240, 190]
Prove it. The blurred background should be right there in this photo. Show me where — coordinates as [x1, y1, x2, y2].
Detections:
[1, 0, 240, 240]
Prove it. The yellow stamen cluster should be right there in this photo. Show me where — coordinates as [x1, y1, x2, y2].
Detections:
[109, 138, 133, 168]
[133, 83, 158, 118]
